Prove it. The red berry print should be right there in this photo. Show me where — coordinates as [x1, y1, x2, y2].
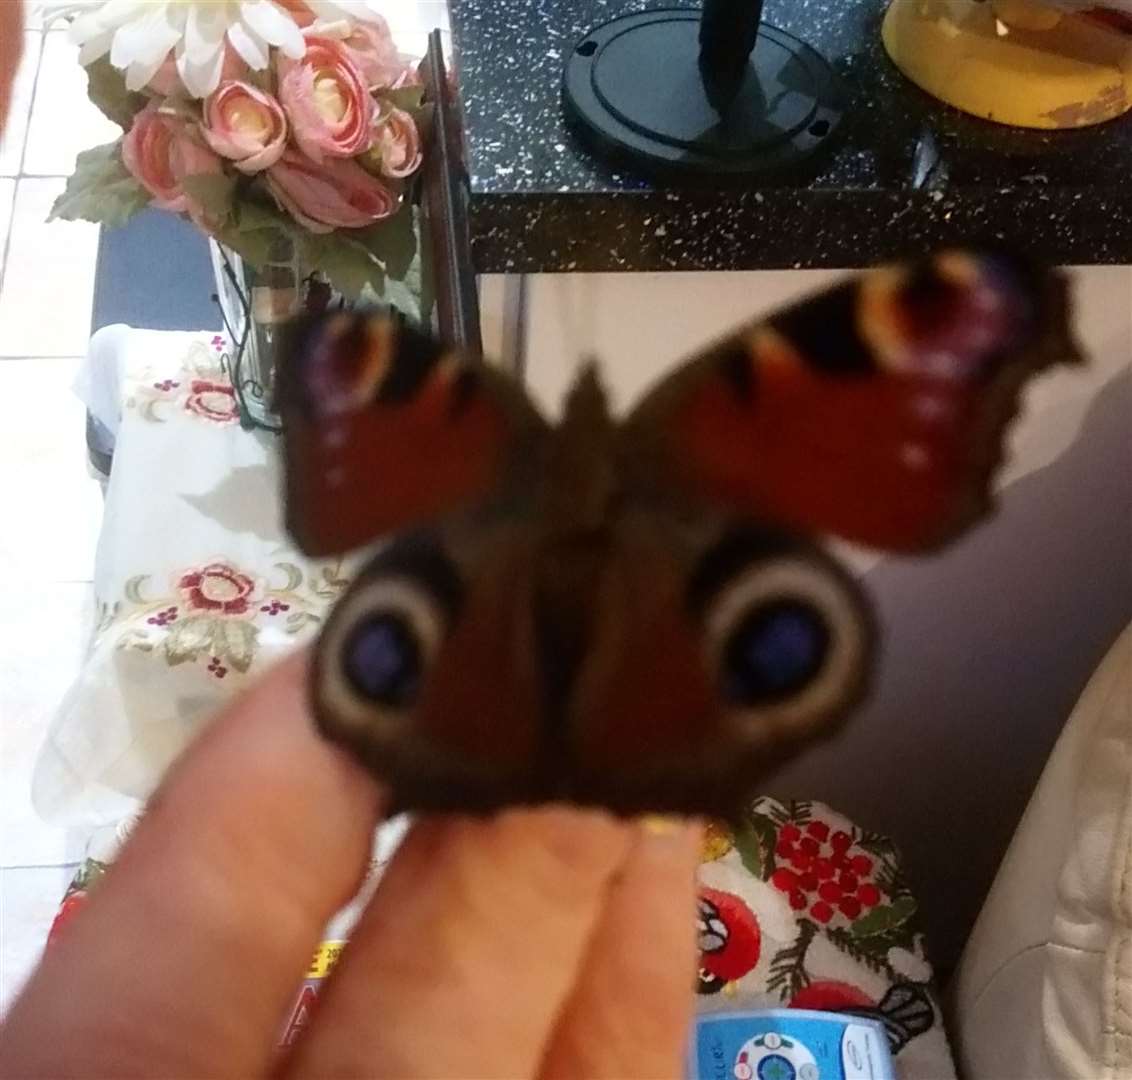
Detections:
[765, 812, 889, 928]
[810, 901, 834, 924]
[838, 896, 862, 919]
[771, 868, 799, 893]
[819, 881, 842, 903]
[858, 883, 882, 907]
[791, 851, 815, 873]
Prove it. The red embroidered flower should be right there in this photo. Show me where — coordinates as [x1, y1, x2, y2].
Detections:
[184, 379, 239, 424]
[179, 562, 256, 615]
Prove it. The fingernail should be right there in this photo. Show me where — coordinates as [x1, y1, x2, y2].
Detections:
[637, 815, 702, 854]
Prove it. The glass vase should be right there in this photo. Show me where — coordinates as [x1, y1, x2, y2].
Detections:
[209, 236, 308, 432]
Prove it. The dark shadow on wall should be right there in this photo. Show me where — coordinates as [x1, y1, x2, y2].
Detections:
[766, 367, 1132, 971]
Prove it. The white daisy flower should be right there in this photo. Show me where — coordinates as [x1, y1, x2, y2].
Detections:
[41, 0, 399, 99]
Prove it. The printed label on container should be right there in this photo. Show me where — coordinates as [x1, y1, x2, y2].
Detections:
[688, 1009, 895, 1080]
[280, 939, 347, 1047]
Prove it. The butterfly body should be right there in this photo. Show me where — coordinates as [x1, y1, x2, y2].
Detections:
[279, 252, 1081, 819]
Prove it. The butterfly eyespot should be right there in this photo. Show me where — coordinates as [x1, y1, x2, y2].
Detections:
[702, 555, 870, 738]
[319, 574, 450, 738]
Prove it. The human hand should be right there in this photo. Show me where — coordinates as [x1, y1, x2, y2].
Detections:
[0, 654, 702, 1078]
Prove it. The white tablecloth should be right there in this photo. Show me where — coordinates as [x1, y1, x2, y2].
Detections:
[34, 325, 357, 825]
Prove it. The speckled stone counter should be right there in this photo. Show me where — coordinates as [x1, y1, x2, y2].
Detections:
[448, 0, 1132, 272]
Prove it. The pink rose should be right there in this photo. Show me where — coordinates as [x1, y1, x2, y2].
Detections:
[343, 19, 410, 90]
[278, 34, 374, 162]
[122, 104, 223, 217]
[365, 104, 422, 179]
[201, 80, 288, 174]
[267, 148, 398, 232]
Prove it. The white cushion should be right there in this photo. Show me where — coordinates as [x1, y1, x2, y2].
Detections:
[951, 623, 1132, 1077]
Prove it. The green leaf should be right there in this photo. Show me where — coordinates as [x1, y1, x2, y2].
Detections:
[181, 172, 237, 225]
[213, 619, 258, 673]
[850, 896, 918, 939]
[380, 85, 426, 113]
[164, 615, 216, 666]
[84, 57, 147, 129]
[302, 233, 386, 301]
[733, 812, 778, 881]
[49, 142, 150, 228]
[350, 201, 417, 279]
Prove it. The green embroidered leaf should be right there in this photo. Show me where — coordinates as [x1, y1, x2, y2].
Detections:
[825, 926, 894, 978]
[733, 812, 778, 881]
[84, 58, 147, 129]
[350, 201, 417, 280]
[850, 896, 918, 939]
[765, 919, 816, 1001]
[49, 142, 150, 228]
[274, 562, 304, 593]
[164, 615, 216, 666]
[124, 575, 150, 606]
[213, 619, 258, 673]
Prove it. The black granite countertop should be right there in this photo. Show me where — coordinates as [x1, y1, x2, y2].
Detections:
[448, 0, 1132, 272]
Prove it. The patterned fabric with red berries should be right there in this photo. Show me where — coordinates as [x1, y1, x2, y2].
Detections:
[696, 798, 956, 1079]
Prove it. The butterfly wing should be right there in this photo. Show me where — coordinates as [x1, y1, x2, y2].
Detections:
[621, 252, 1082, 552]
[277, 312, 549, 556]
[310, 517, 552, 812]
[566, 511, 875, 817]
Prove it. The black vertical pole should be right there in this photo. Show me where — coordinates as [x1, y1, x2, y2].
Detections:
[699, 0, 765, 115]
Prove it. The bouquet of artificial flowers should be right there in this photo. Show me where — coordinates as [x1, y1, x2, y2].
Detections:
[49, 0, 429, 312]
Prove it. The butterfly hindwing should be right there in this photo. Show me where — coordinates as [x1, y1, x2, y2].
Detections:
[277, 312, 548, 556]
[311, 519, 550, 812]
[568, 511, 875, 817]
[622, 253, 1082, 552]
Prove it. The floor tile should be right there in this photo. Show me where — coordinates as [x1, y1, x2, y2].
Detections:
[0, 32, 42, 176]
[0, 865, 75, 1017]
[0, 179, 99, 357]
[0, 178, 14, 277]
[22, 31, 122, 177]
[0, 357, 103, 581]
[0, 576, 93, 870]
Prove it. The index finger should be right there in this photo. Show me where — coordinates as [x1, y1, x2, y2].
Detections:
[0, 652, 385, 1078]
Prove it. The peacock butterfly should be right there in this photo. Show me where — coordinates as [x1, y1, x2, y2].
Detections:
[277, 252, 1081, 818]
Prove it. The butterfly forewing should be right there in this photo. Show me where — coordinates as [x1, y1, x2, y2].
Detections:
[278, 311, 548, 556]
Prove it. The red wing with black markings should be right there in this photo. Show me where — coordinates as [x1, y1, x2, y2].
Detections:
[277, 313, 548, 556]
[622, 252, 1082, 552]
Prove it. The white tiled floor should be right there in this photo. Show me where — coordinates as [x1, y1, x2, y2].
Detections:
[0, 23, 106, 1017]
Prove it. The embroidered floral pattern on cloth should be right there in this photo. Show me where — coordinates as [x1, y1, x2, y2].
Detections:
[33, 326, 361, 824]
